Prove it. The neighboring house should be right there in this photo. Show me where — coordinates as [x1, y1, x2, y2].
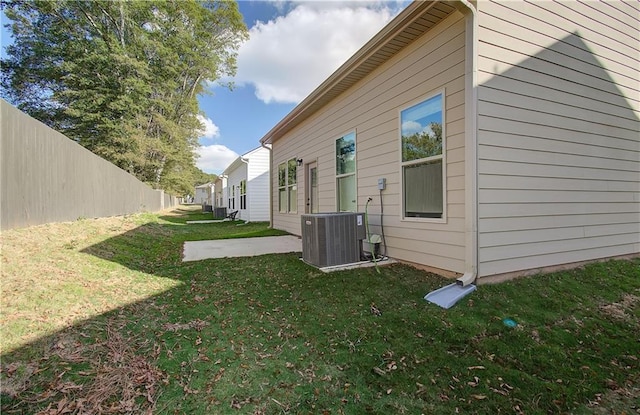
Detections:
[214, 175, 228, 209]
[194, 182, 214, 206]
[222, 146, 271, 222]
[260, 1, 639, 282]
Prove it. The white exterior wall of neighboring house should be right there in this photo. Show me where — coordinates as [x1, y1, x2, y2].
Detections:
[214, 175, 227, 208]
[246, 146, 271, 222]
[194, 183, 214, 205]
[225, 161, 245, 215]
[269, 9, 468, 274]
[222, 146, 270, 222]
[475, 0, 640, 279]
[193, 185, 206, 204]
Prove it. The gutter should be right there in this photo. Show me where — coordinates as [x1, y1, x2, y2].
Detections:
[260, 141, 273, 228]
[457, 0, 479, 287]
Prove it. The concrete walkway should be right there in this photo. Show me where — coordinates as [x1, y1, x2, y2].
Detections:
[182, 235, 302, 262]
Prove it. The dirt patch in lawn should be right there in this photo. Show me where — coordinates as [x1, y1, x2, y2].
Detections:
[599, 293, 639, 322]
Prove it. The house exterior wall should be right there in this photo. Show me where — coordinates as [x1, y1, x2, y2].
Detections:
[270, 11, 468, 274]
[207, 184, 214, 206]
[193, 187, 206, 204]
[222, 147, 270, 222]
[226, 162, 247, 217]
[246, 147, 271, 222]
[476, 1, 640, 278]
[214, 176, 226, 208]
[194, 184, 213, 205]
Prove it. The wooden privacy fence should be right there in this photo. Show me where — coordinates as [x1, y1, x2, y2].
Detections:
[1, 99, 178, 231]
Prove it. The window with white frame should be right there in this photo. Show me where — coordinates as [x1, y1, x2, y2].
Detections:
[336, 132, 356, 212]
[278, 158, 297, 213]
[240, 180, 247, 210]
[401, 92, 444, 219]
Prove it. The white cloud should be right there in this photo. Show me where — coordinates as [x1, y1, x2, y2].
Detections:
[233, 3, 401, 104]
[196, 114, 220, 139]
[196, 145, 239, 174]
[401, 120, 437, 137]
[401, 120, 422, 136]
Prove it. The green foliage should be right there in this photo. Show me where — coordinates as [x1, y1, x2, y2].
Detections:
[278, 162, 286, 187]
[287, 158, 297, 184]
[402, 121, 442, 162]
[192, 169, 218, 188]
[336, 133, 356, 175]
[1, 0, 247, 195]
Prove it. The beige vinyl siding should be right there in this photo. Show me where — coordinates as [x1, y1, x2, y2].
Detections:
[271, 136, 302, 231]
[476, 0, 640, 278]
[271, 10, 467, 274]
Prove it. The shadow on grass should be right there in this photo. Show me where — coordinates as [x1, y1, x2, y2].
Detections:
[157, 209, 216, 224]
[1, 211, 299, 413]
[2, 207, 639, 414]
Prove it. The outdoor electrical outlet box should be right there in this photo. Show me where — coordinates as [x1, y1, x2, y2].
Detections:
[377, 178, 386, 190]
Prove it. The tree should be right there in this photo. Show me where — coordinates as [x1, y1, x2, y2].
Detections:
[402, 122, 442, 162]
[193, 169, 218, 187]
[1, 0, 247, 195]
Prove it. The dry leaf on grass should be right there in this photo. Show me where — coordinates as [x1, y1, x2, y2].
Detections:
[30, 321, 167, 415]
[162, 319, 209, 332]
[0, 362, 39, 398]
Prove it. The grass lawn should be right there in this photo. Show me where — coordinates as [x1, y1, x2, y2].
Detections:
[1, 205, 638, 414]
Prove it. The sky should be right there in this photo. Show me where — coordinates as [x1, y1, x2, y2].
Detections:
[196, 0, 410, 174]
[1, 1, 409, 175]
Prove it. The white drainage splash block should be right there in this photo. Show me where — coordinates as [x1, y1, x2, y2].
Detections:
[424, 283, 477, 309]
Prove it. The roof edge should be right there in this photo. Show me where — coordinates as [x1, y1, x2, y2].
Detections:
[222, 145, 270, 175]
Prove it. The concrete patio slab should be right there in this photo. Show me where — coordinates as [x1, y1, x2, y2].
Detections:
[182, 235, 302, 262]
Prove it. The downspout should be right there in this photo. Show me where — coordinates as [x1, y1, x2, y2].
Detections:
[260, 141, 273, 228]
[457, 0, 479, 287]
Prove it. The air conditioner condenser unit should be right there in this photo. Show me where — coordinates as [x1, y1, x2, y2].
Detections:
[301, 212, 366, 268]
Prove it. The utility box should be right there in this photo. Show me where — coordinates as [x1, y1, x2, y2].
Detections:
[301, 212, 365, 267]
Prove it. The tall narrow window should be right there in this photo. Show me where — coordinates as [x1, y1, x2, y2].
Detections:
[278, 158, 297, 213]
[308, 162, 318, 213]
[287, 158, 297, 213]
[240, 180, 247, 210]
[336, 132, 356, 212]
[230, 185, 236, 210]
[401, 93, 444, 219]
